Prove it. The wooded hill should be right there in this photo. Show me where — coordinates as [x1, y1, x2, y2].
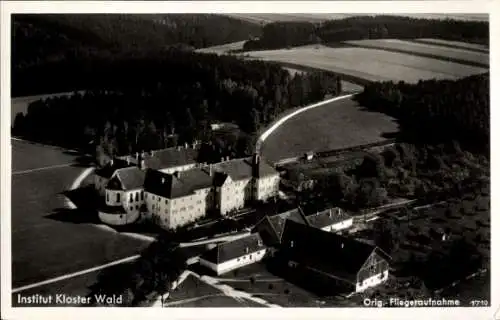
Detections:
[12, 14, 262, 96]
[243, 15, 488, 51]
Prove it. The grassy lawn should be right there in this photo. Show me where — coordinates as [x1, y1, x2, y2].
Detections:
[11, 140, 150, 289]
[260, 97, 399, 162]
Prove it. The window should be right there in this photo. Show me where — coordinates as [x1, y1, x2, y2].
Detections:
[130, 206, 133, 211]
[135, 192, 139, 201]
[165, 199, 168, 204]
[116, 193, 121, 203]
[106, 193, 109, 202]
[130, 194, 133, 202]
[141, 191, 144, 200]
[136, 205, 139, 210]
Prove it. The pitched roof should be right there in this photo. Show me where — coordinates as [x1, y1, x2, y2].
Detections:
[95, 158, 134, 179]
[114, 167, 146, 191]
[280, 220, 382, 283]
[305, 208, 352, 229]
[143, 167, 213, 199]
[200, 233, 266, 264]
[212, 157, 278, 181]
[253, 208, 308, 246]
[142, 147, 199, 170]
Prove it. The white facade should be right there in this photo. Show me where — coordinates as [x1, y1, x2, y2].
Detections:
[255, 174, 280, 201]
[321, 218, 354, 232]
[145, 188, 210, 230]
[217, 177, 251, 215]
[355, 270, 389, 292]
[199, 248, 267, 275]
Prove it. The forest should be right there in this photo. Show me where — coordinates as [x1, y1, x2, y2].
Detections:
[355, 73, 489, 151]
[12, 50, 342, 162]
[243, 15, 488, 51]
[12, 14, 262, 96]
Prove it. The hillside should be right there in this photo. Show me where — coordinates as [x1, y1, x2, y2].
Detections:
[242, 15, 489, 51]
[12, 14, 262, 96]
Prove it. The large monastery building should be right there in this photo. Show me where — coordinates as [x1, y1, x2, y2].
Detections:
[95, 145, 279, 229]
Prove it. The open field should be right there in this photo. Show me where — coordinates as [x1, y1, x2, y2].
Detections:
[196, 40, 246, 54]
[224, 14, 488, 25]
[11, 139, 150, 289]
[414, 38, 489, 53]
[223, 13, 351, 25]
[343, 39, 489, 67]
[246, 44, 488, 84]
[11, 91, 83, 126]
[260, 96, 398, 162]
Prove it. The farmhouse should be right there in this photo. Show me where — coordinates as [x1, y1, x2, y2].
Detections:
[279, 220, 390, 293]
[305, 207, 353, 232]
[199, 233, 267, 275]
[97, 149, 280, 229]
[252, 208, 308, 247]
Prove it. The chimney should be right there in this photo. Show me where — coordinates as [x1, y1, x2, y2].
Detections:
[226, 156, 230, 161]
[184, 142, 188, 149]
[126, 157, 130, 165]
[245, 247, 249, 254]
[329, 209, 332, 218]
[161, 177, 165, 184]
[110, 159, 114, 166]
[151, 150, 155, 156]
[209, 164, 213, 176]
[341, 243, 344, 249]
[252, 153, 260, 178]
[221, 157, 225, 163]
[135, 152, 139, 160]
[176, 146, 181, 151]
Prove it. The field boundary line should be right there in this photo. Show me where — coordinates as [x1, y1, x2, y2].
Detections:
[12, 255, 140, 293]
[12, 163, 74, 175]
[256, 93, 355, 153]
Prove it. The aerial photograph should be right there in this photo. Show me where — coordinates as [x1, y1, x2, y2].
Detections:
[8, 12, 490, 309]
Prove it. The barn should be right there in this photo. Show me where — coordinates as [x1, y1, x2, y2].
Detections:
[278, 220, 390, 294]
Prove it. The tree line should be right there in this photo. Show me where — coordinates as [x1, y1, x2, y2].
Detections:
[243, 15, 488, 51]
[355, 73, 489, 152]
[12, 50, 342, 161]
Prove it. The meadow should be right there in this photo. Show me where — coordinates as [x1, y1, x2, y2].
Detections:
[343, 39, 489, 67]
[260, 97, 399, 162]
[11, 140, 150, 289]
[246, 44, 488, 84]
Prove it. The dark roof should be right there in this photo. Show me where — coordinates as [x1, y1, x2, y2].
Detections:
[305, 208, 352, 229]
[280, 220, 382, 283]
[115, 167, 146, 191]
[212, 157, 278, 181]
[213, 171, 230, 187]
[143, 167, 213, 199]
[143, 147, 199, 170]
[267, 209, 308, 241]
[200, 233, 266, 264]
[95, 158, 134, 179]
[253, 208, 308, 246]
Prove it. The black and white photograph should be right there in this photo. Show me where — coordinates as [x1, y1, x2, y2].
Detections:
[0, 1, 497, 319]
